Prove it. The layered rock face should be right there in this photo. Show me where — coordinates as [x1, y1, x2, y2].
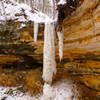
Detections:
[63, 0, 100, 51]
[62, 0, 100, 96]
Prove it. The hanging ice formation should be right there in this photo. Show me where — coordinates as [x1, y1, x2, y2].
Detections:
[33, 22, 39, 42]
[40, 0, 58, 84]
[57, 31, 63, 61]
[42, 22, 56, 84]
[15, 0, 63, 84]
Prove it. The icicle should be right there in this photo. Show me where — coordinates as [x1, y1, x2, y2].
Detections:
[42, 22, 56, 84]
[57, 31, 63, 61]
[34, 22, 39, 42]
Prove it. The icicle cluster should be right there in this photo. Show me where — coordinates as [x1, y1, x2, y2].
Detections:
[57, 31, 63, 61]
[42, 22, 56, 84]
[33, 22, 39, 42]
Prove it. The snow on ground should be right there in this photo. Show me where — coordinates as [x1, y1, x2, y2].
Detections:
[0, 86, 38, 100]
[0, 86, 32, 100]
[0, 79, 79, 100]
[42, 79, 79, 100]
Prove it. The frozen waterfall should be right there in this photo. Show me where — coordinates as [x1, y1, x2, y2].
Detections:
[15, 0, 61, 84]
[42, 22, 56, 84]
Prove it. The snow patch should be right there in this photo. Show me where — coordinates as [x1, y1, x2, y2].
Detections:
[42, 80, 79, 100]
[0, 0, 55, 23]
[0, 87, 37, 100]
[0, 80, 79, 100]
[58, 0, 67, 5]
[19, 23, 26, 29]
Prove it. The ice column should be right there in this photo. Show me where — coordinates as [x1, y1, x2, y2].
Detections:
[42, 22, 56, 84]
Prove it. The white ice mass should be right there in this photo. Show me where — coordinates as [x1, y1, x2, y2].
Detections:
[43, 22, 56, 84]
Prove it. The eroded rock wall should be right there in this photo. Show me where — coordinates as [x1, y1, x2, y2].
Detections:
[63, 0, 100, 51]
[62, 0, 100, 96]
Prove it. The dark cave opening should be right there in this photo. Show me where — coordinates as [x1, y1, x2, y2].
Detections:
[57, 0, 78, 24]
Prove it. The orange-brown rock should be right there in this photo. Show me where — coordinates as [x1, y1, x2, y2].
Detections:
[62, 0, 100, 97]
[0, 55, 21, 65]
[63, 0, 100, 51]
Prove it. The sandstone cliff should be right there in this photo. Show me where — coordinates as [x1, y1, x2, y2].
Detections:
[0, 0, 100, 99]
[62, 0, 100, 97]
